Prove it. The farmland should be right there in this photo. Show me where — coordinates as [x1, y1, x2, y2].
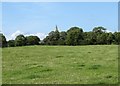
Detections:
[2, 45, 118, 84]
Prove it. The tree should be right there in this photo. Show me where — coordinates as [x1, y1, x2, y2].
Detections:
[83, 32, 97, 45]
[0, 34, 7, 47]
[15, 34, 26, 46]
[43, 36, 51, 45]
[114, 32, 120, 44]
[7, 40, 15, 47]
[93, 26, 106, 34]
[26, 36, 40, 45]
[43, 31, 55, 45]
[43, 26, 60, 45]
[106, 32, 114, 44]
[66, 27, 83, 45]
[96, 33, 107, 44]
[58, 31, 67, 45]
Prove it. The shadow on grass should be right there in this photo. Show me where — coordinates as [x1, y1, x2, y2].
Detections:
[39, 69, 53, 72]
[56, 55, 63, 58]
[105, 75, 112, 78]
[73, 63, 86, 69]
[25, 74, 42, 79]
[24, 68, 53, 79]
[97, 82, 108, 84]
[89, 64, 101, 70]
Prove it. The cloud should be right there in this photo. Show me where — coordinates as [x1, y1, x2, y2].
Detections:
[106, 30, 113, 33]
[11, 30, 24, 40]
[25, 33, 47, 40]
[6, 30, 47, 41]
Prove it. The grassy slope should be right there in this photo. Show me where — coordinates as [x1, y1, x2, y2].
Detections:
[2, 45, 118, 84]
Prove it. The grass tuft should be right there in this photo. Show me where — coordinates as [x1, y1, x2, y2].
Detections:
[89, 64, 101, 69]
[56, 55, 63, 58]
[105, 75, 112, 78]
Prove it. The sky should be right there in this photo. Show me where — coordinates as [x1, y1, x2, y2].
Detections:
[1, 2, 118, 40]
[1, 0, 119, 2]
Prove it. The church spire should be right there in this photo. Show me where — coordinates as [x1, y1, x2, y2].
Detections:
[55, 25, 59, 32]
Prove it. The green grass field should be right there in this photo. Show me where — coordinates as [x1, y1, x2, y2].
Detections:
[2, 45, 118, 84]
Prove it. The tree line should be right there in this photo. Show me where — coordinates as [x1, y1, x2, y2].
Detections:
[0, 26, 120, 47]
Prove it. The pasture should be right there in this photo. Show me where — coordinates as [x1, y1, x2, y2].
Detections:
[2, 45, 118, 84]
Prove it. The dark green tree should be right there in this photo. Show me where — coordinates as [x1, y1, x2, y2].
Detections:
[15, 34, 26, 46]
[26, 36, 40, 45]
[93, 26, 106, 34]
[106, 32, 114, 44]
[0, 34, 7, 47]
[43, 25, 60, 45]
[114, 32, 120, 44]
[43, 26, 119, 45]
[58, 31, 67, 45]
[83, 32, 97, 45]
[43, 36, 51, 45]
[7, 40, 15, 47]
[96, 33, 107, 44]
[66, 27, 83, 45]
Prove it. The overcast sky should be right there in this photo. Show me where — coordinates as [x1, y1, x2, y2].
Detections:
[2, 2, 118, 40]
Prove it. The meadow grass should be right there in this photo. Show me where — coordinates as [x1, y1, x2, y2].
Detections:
[2, 45, 118, 84]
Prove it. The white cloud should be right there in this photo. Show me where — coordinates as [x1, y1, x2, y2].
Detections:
[11, 30, 24, 40]
[6, 30, 47, 41]
[106, 30, 113, 33]
[25, 33, 47, 40]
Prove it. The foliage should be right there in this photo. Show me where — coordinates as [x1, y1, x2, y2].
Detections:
[96, 33, 107, 44]
[83, 32, 97, 45]
[0, 33, 7, 47]
[43, 26, 119, 46]
[58, 31, 67, 45]
[2, 26, 120, 47]
[15, 34, 26, 46]
[92, 26, 106, 34]
[26, 36, 40, 45]
[113, 32, 120, 44]
[106, 33, 114, 44]
[66, 27, 83, 45]
[43, 26, 60, 45]
[7, 40, 15, 47]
